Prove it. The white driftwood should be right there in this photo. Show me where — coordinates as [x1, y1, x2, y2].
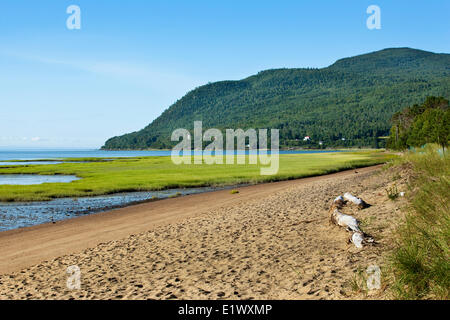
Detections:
[329, 194, 374, 248]
[343, 192, 368, 209]
[351, 232, 364, 248]
[333, 195, 345, 207]
[350, 231, 374, 249]
[343, 192, 362, 205]
[330, 209, 361, 233]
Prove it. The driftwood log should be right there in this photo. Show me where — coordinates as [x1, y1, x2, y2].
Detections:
[330, 193, 373, 248]
[330, 209, 361, 232]
[333, 195, 346, 208]
[343, 192, 370, 209]
[351, 231, 365, 248]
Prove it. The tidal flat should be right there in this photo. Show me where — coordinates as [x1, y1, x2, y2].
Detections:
[0, 150, 394, 202]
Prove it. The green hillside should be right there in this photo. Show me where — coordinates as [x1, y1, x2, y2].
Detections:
[102, 48, 450, 150]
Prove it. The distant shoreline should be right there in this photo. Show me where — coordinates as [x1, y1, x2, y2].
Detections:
[100, 147, 382, 151]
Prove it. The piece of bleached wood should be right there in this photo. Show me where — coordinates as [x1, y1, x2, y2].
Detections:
[333, 195, 345, 207]
[343, 192, 369, 209]
[349, 231, 375, 248]
[351, 232, 364, 248]
[330, 209, 361, 233]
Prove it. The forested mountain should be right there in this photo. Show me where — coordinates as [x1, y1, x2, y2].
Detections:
[102, 48, 450, 150]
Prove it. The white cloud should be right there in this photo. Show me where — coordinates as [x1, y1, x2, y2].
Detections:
[0, 51, 203, 93]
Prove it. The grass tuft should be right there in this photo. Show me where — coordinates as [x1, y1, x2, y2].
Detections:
[386, 185, 399, 200]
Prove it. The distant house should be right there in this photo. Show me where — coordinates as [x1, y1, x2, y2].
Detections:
[303, 136, 311, 141]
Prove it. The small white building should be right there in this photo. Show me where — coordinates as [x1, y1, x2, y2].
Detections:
[303, 136, 311, 141]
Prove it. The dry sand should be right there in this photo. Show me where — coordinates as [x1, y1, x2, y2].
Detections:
[0, 165, 408, 299]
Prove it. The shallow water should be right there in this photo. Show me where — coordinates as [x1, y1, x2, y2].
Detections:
[0, 185, 237, 231]
[0, 161, 63, 166]
[0, 149, 342, 161]
[0, 174, 80, 185]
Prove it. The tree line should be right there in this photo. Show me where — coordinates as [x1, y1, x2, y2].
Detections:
[387, 96, 449, 151]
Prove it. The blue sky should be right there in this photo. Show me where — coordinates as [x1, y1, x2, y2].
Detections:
[0, 0, 449, 148]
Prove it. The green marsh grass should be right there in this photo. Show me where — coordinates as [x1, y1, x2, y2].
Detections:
[0, 151, 394, 202]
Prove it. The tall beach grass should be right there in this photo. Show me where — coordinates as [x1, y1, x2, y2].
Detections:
[390, 145, 449, 299]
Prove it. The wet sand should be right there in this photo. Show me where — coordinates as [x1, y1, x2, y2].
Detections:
[0, 165, 406, 299]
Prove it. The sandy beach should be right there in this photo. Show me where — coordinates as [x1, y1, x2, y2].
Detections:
[0, 165, 407, 299]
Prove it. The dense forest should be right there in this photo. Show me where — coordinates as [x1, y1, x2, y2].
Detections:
[387, 96, 449, 151]
[102, 48, 450, 150]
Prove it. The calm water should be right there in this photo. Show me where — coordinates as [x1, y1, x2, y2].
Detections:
[0, 161, 63, 166]
[0, 185, 242, 231]
[0, 149, 341, 161]
[0, 174, 80, 185]
[0, 149, 173, 160]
